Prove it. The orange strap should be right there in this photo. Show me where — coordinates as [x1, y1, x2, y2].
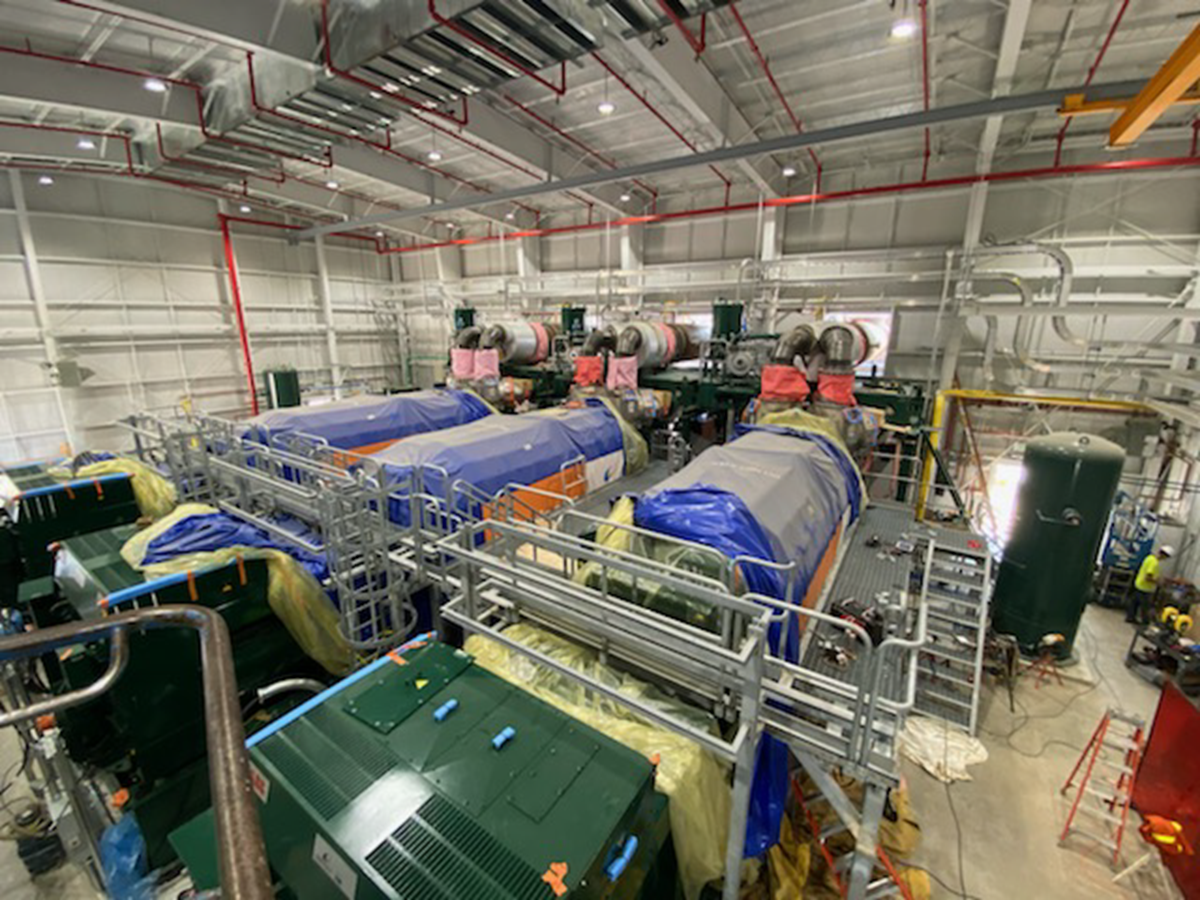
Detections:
[541, 862, 568, 897]
[235, 554, 247, 586]
[92, 478, 104, 500]
[186, 570, 198, 602]
[387, 649, 409, 666]
[63, 483, 75, 500]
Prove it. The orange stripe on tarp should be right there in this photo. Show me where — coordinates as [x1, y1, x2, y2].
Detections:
[186, 570, 199, 602]
[92, 478, 104, 501]
[63, 483, 75, 500]
[235, 554, 247, 586]
[796, 521, 844, 635]
[481, 463, 587, 529]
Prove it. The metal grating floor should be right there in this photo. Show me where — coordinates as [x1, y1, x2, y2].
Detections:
[802, 503, 987, 714]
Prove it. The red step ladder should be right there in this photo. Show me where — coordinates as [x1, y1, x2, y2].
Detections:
[1059, 708, 1146, 866]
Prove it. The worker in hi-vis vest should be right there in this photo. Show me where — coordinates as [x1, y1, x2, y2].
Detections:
[1127, 544, 1174, 625]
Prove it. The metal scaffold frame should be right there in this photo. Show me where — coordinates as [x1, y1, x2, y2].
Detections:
[118, 407, 948, 900]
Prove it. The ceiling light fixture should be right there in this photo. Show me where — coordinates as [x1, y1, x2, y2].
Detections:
[620, 192, 631, 202]
[375, 230, 384, 237]
[598, 72, 615, 116]
[38, 175, 54, 186]
[505, 211, 515, 220]
[782, 165, 797, 177]
[370, 91, 382, 100]
[77, 137, 96, 150]
[889, 0, 918, 39]
[325, 180, 340, 189]
[239, 204, 251, 214]
[427, 149, 443, 162]
[382, 82, 399, 93]
[143, 77, 168, 92]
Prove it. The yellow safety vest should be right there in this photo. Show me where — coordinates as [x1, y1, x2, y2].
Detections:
[1135, 554, 1160, 593]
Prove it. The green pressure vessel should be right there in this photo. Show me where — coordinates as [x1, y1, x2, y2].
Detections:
[992, 432, 1125, 656]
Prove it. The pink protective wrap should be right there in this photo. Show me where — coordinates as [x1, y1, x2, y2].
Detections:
[760, 365, 811, 402]
[573, 355, 604, 386]
[817, 372, 857, 406]
[607, 355, 640, 391]
[473, 348, 501, 380]
[530, 322, 550, 363]
[657, 322, 677, 362]
[451, 348, 476, 380]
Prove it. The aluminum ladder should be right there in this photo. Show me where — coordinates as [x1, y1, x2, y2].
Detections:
[914, 539, 992, 734]
[1059, 708, 1145, 866]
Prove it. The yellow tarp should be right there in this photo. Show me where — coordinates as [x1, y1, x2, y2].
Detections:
[121, 503, 352, 675]
[466, 624, 728, 900]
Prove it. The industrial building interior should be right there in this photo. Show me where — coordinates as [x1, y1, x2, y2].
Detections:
[1, 0, 1200, 899]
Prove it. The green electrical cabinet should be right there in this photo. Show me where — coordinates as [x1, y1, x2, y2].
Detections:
[1, 464, 141, 597]
[43, 524, 320, 866]
[173, 642, 676, 899]
[992, 433, 1125, 655]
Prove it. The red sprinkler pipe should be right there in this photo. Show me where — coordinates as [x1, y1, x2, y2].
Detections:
[727, 3, 822, 191]
[318, 0, 467, 125]
[379, 154, 1200, 253]
[218, 214, 258, 415]
[426, 0, 566, 96]
[656, 1, 706, 55]
[591, 52, 733, 196]
[1054, 0, 1131, 167]
[919, 0, 931, 181]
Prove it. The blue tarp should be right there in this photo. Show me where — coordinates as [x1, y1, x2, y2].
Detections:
[631, 425, 863, 860]
[368, 403, 625, 524]
[141, 511, 329, 582]
[241, 390, 491, 451]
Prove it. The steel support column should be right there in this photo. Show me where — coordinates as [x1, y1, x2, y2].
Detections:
[8, 170, 78, 453]
[314, 234, 344, 399]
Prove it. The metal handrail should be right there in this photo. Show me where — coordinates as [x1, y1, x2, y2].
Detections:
[0, 606, 271, 900]
[0, 629, 129, 728]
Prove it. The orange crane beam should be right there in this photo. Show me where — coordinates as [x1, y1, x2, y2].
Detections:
[1059, 89, 1200, 117]
[1110, 24, 1200, 146]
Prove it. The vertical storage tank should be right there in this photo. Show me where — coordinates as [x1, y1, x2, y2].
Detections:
[992, 432, 1125, 656]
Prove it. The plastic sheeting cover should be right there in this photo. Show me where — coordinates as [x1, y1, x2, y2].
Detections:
[628, 424, 864, 860]
[241, 390, 491, 451]
[122, 504, 351, 674]
[368, 401, 636, 521]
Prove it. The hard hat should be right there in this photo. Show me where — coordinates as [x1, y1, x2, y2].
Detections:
[1161, 545, 1176, 558]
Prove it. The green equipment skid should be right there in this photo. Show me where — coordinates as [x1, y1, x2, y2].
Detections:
[0, 463, 141, 594]
[42, 523, 320, 866]
[173, 640, 677, 899]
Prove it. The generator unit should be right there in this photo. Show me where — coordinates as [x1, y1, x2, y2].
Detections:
[173, 640, 675, 899]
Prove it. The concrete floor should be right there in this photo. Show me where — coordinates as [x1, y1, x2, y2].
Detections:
[0, 604, 1183, 899]
[906, 604, 1180, 900]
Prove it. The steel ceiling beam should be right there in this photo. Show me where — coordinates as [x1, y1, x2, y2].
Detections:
[622, 35, 780, 195]
[295, 76, 1147, 238]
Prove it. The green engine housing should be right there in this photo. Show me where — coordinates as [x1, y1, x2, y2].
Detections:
[174, 641, 675, 900]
